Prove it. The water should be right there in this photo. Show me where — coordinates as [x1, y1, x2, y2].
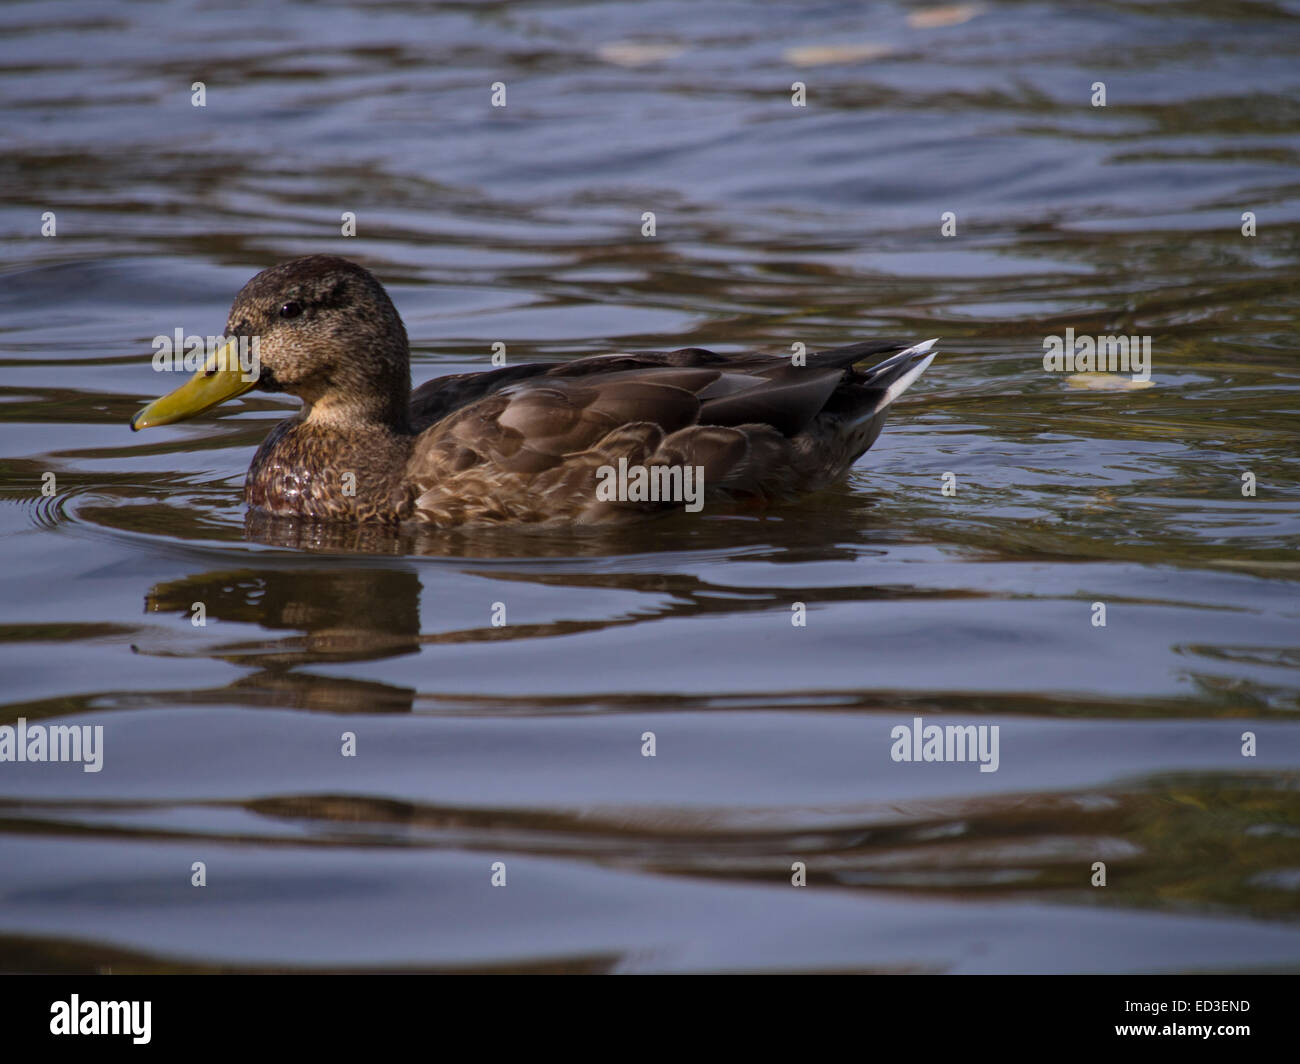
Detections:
[1, 0, 1298, 973]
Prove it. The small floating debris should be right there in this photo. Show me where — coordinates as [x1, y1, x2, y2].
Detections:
[907, 4, 984, 29]
[596, 42, 685, 67]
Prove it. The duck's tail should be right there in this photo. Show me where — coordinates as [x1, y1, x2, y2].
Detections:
[835, 338, 938, 429]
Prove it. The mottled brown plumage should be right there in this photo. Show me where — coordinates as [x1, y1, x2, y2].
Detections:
[136, 256, 938, 526]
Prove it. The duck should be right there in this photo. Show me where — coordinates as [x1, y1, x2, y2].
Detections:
[130, 255, 937, 526]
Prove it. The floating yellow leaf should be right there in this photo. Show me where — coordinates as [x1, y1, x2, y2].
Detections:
[785, 43, 894, 67]
[1066, 372, 1155, 391]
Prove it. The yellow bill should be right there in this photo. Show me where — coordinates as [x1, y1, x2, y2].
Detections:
[130, 339, 258, 431]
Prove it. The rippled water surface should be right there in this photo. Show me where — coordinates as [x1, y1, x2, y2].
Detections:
[1, 0, 1298, 972]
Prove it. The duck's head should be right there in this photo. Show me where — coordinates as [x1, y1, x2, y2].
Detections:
[130, 255, 411, 432]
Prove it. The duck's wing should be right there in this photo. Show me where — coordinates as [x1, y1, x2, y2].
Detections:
[410, 362, 556, 430]
[407, 340, 908, 428]
[403, 340, 936, 525]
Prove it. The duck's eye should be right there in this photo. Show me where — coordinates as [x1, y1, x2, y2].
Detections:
[279, 301, 303, 319]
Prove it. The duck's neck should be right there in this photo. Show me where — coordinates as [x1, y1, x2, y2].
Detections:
[303, 393, 412, 435]
[293, 366, 414, 436]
